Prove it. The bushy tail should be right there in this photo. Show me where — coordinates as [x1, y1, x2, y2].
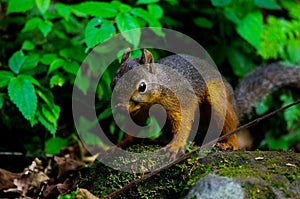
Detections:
[234, 63, 300, 119]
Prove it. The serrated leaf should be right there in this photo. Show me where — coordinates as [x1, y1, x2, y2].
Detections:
[56, 3, 71, 21]
[72, 2, 117, 18]
[21, 53, 40, 71]
[116, 13, 141, 47]
[19, 74, 40, 86]
[30, 116, 38, 127]
[9, 51, 26, 74]
[35, 0, 50, 14]
[36, 86, 55, 107]
[50, 75, 66, 88]
[147, 4, 163, 19]
[136, 0, 159, 5]
[254, 0, 280, 10]
[8, 76, 37, 120]
[0, 71, 14, 88]
[7, 0, 35, 14]
[36, 109, 56, 134]
[85, 18, 116, 49]
[63, 61, 80, 75]
[22, 17, 43, 32]
[237, 12, 263, 52]
[38, 20, 52, 37]
[211, 0, 232, 6]
[0, 95, 4, 109]
[22, 40, 35, 50]
[48, 59, 65, 74]
[41, 103, 60, 124]
[45, 137, 68, 154]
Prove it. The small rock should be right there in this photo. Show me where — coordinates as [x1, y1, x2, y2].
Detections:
[185, 173, 244, 199]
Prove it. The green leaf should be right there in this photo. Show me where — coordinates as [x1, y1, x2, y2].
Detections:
[224, 7, 241, 24]
[280, 94, 300, 129]
[75, 73, 90, 95]
[36, 86, 55, 106]
[21, 54, 40, 71]
[226, 47, 255, 77]
[59, 46, 86, 62]
[41, 103, 60, 125]
[130, 8, 163, 36]
[0, 95, 4, 109]
[85, 18, 116, 49]
[8, 76, 37, 120]
[50, 74, 66, 88]
[211, 0, 232, 7]
[63, 61, 80, 75]
[97, 107, 112, 121]
[56, 3, 71, 21]
[40, 54, 58, 65]
[38, 20, 52, 37]
[254, 0, 280, 10]
[72, 2, 117, 18]
[22, 40, 35, 50]
[19, 74, 41, 86]
[7, 0, 35, 14]
[0, 71, 14, 88]
[136, 0, 159, 5]
[116, 13, 141, 47]
[268, 137, 289, 151]
[255, 95, 273, 115]
[48, 59, 65, 74]
[35, 0, 50, 14]
[36, 109, 56, 134]
[193, 17, 213, 28]
[147, 4, 163, 19]
[237, 12, 263, 52]
[287, 40, 300, 64]
[78, 116, 101, 145]
[9, 51, 26, 74]
[45, 137, 68, 154]
[22, 17, 43, 32]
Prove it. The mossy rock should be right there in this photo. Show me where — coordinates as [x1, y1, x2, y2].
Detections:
[79, 145, 300, 199]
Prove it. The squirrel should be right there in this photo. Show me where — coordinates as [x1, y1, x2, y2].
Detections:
[110, 48, 300, 159]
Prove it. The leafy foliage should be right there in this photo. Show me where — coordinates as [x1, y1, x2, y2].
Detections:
[0, 0, 300, 155]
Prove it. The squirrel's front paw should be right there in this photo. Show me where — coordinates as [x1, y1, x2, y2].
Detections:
[159, 144, 185, 161]
[215, 142, 235, 151]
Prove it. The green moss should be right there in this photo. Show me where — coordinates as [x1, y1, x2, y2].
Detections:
[79, 147, 300, 198]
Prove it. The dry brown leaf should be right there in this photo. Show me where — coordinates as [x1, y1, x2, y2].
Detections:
[0, 168, 21, 190]
[54, 156, 85, 179]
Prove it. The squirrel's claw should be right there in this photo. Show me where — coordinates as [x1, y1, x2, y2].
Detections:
[215, 142, 235, 151]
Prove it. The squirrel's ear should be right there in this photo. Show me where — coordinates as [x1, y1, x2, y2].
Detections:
[140, 49, 156, 74]
[121, 48, 131, 64]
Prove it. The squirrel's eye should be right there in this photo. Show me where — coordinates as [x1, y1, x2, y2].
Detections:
[138, 82, 147, 93]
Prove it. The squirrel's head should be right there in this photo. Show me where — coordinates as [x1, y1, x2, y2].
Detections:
[111, 48, 162, 115]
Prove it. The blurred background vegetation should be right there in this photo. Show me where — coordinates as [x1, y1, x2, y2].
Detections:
[0, 0, 300, 169]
